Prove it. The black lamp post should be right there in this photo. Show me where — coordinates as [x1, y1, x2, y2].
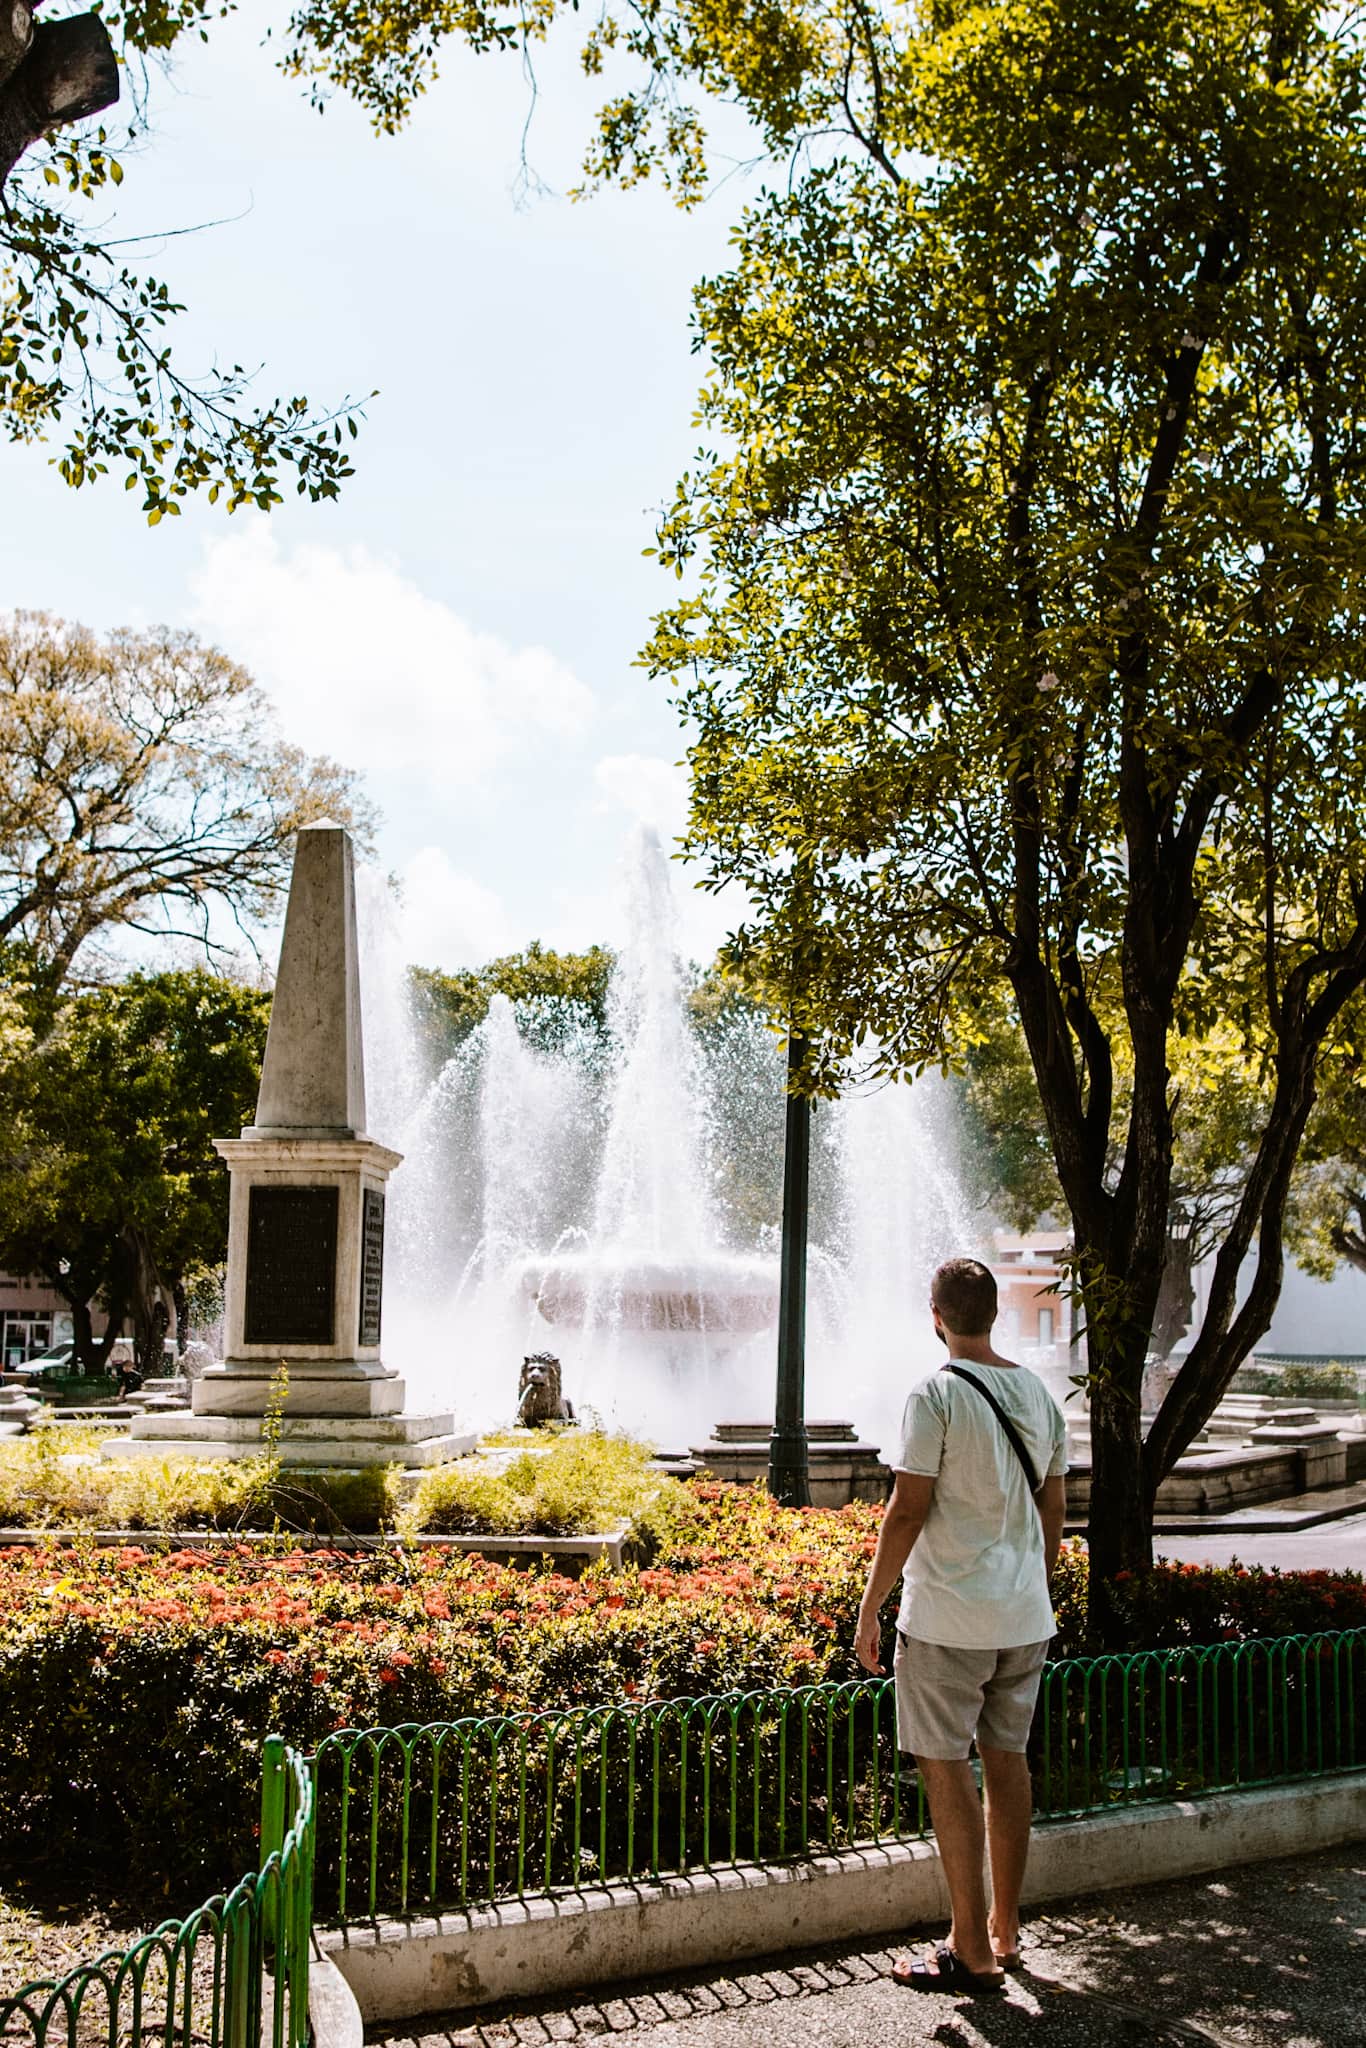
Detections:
[768, 1028, 811, 1506]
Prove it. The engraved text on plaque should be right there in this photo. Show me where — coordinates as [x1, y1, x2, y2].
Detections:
[358, 1186, 385, 1348]
[244, 1185, 338, 1346]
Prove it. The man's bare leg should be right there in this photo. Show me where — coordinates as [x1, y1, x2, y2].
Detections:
[914, 1756, 1002, 1980]
[980, 1744, 1032, 1963]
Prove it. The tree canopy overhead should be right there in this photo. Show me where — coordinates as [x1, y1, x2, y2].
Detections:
[1, 2, 365, 520]
[0, 610, 374, 988]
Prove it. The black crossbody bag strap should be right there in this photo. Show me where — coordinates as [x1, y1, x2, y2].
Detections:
[941, 1364, 1042, 1497]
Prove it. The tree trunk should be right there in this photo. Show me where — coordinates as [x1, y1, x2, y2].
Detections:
[171, 1277, 189, 1354]
[0, 13, 119, 187]
[1329, 1197, 1366, 1275]
[0, 4, 33, 90]
[1085, 1379, 1151, 1605]
[59, 1283, 97, 1373]
[119, 1222, 167, 1374]
[1083, 1317, 1154, 1628]
[93, 1296, 125, 1370]
[1150, 1231, 1195, 1360]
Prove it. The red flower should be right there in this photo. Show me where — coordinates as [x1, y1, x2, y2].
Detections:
[264, 1649, 288, 1665]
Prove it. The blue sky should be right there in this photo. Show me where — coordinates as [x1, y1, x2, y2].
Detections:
[6, 10, 760, 967]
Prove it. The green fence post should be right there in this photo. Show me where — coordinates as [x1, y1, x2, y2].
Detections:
[261, 1735, 288, 1866]
[260, 1734, 286, 1946]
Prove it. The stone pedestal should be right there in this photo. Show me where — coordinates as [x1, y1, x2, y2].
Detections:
[691, 1420, 889, 1506]
[110, 821, 472, 1473]
[202, 1134, 404, 1408]
[0, 1384, 41, 1436]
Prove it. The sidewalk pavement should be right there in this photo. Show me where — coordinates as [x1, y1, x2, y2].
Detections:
[373, 1842, 1365, 2048]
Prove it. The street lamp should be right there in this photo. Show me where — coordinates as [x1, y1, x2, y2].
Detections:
[768, 1028, 811, 1506]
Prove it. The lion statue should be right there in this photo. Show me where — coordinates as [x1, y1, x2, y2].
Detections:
[517, 1351, 575, 1428]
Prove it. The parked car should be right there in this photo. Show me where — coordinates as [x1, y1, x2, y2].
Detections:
[11, 1343, 78, 1379]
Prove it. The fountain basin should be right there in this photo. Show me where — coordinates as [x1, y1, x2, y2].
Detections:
[517, 1253, 780, 1335]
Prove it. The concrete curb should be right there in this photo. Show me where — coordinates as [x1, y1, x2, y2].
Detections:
[0, 1527, 628, 1563]
[319, 1770, 1366, 2022]
[309, 1949, 364, 2048]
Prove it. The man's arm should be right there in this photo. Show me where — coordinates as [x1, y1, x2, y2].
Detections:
[1037, 1474, 1065, 1580]
[855, 1471, 934, 1674]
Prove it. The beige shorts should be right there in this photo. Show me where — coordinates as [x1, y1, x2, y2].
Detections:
[894, 1633, 1050, 1759]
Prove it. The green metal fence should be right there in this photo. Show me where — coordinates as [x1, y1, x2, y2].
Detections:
[2, 1625, 1361, 2035]
[0, 1739, 315, 2048]
[308, 1626, 1365, 1923]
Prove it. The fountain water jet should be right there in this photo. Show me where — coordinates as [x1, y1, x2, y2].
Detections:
[361, 827, 985, 1448]
[514, 830, 780, 1437]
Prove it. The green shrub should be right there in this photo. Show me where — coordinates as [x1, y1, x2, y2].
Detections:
[1236, 1361, 1361, 1401]
[0, 1428, 401, 1533]
[402, 1431, 664, 1537]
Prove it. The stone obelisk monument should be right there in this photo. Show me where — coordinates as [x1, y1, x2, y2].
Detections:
[118, 822, 472, 1468]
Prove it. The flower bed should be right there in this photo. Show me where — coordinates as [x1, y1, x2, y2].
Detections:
[1, 1482, 1361, 1896]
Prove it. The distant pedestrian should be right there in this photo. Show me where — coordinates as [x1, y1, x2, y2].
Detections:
[855, 1256, 1067, 1995]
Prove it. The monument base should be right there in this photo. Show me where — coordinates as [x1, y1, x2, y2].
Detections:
[106, 1408, 476, 1470]
[192, 1361, 407, 1417]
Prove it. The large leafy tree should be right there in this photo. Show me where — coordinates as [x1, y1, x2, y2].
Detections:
[0, 968, 270, 1368]
[0, 610, 373, 989]
[632, 0, 1366, 1591]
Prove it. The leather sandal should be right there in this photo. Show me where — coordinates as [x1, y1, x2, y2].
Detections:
[892, 1946, 1006, 1995]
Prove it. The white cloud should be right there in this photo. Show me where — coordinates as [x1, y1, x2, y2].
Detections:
[398, 846, 515, 969]
[571, 751, 750, 964]
[191, 527, 596, 806]
[592, 752, 691, 842]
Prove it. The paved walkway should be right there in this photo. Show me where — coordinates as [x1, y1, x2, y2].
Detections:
[374, 1844, 1366, 2048]
[1152, 1509, 1366, 1573]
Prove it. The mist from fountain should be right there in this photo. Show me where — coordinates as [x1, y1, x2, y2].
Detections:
[810, 1072, 978, 1459]
[512, 828, 781, 1442]
[357, 831, 987, 1449]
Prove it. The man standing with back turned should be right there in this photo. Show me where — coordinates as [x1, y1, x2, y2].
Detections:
[856, 1256, 1067, 1995]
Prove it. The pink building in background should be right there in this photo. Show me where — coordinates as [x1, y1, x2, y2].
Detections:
[991, 1229, 1073, 1356]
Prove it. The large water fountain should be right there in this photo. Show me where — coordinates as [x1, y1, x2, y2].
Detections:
[362, 828, 983, 1455]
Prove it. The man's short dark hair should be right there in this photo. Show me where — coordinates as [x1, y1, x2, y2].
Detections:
[931, 1257, 998, 1336]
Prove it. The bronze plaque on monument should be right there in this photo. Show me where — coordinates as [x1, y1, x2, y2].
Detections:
[358, 1186, 385, 1347]
[244, 1185, 338, 1345]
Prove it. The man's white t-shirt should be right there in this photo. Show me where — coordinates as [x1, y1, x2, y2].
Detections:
[894, 1359, 1068, 1649]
